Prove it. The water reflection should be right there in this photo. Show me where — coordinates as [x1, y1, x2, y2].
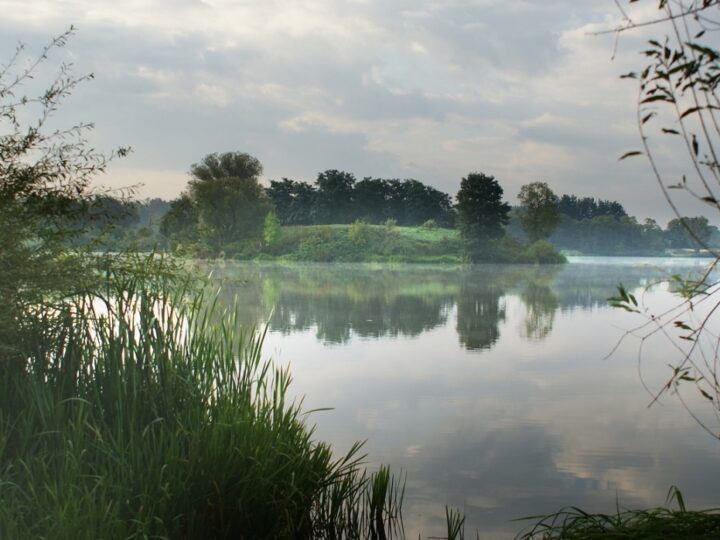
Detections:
[456, 278, 506, 350]
[204, 260, 702, 350]
[521, 281, 559, 340]
[202, 258, 719, 538]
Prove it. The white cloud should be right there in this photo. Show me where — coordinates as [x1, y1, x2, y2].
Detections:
[0, 0, 713, 222]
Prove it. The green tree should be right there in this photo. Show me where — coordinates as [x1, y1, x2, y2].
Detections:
[266, 178, 317, 225]
[186, 152, 272, 249]
[314, 169, 356, 224]
[517, 182, 561, 242]
[160, 194, 199, 247]
[0, 28, 128, 361]
[664, 216, 716, 249]
[263, 210, 282, 246]
[456, 173, 511, 258]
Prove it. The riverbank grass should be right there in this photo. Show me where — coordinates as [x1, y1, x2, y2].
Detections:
[0, 272, 403, 539]
[517, 488, 720, 539]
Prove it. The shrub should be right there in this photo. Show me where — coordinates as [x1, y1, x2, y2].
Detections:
[526, 239, 566, 264]
[348, 219, 372, 245]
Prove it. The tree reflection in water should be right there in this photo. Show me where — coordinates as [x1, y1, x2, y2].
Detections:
[202, 261, 700, 351]
[456, 279, 506, 350]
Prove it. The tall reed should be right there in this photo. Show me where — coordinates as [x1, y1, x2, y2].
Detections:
[0, 267, 403, 538]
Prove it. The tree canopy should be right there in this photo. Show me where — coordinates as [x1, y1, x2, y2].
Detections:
[557, 195, 627, 221]
[183, 152, 272, 248]
[455, 172, 511, 244]
[265, 173, 455, 227]
[517, 182, 561, 242]
[665, 216, 717, 249]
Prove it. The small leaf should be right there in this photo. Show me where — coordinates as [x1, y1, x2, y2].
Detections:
[661, 128, 680, 135]
[641, 94, 674, 104]
[680, 106, 702, 119]
[692, 134, 699, 156]
[619, 151, 643, 160]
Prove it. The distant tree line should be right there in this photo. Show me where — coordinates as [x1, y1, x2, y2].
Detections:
[82, 150, 717, 258]
[266, 172, 455, 227]
[557, 195, 627, 221]
[504, 193, 718, 255]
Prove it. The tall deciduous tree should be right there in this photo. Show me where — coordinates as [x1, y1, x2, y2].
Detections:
[186, 152, 271, 248]
[517, 182, 561, 242]
[456, 172, 511, 247]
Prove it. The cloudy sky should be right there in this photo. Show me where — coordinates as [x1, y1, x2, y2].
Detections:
[1, 0, 717, 223]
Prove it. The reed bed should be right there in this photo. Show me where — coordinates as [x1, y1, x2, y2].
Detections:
[0, 269, 403, 539]
[516, 488, 720, 540]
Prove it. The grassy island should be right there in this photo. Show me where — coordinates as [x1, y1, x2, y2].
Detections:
[175, 223, 566, 264]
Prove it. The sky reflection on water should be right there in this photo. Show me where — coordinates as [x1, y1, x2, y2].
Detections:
[206, 258, 720, 538]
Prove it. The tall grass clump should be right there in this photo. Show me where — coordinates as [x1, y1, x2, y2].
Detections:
[517, 487, 720, 540]
[0, 264, 403, 539]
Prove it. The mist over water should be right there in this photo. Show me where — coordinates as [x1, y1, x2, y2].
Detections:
[206, 258, 720, 538]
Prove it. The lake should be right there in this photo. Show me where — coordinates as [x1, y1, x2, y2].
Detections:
[204, 257, 720, 539]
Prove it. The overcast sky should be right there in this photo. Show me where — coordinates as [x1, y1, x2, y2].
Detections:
[1, 0, 718, 223]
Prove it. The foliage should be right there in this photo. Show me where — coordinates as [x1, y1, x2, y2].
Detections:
[266, 174, 455, 227]
[186, 152, 272, 249]
[526, 240, 566, 264]
[548, 214, 666, 255]
[558, 194, 627, 220]
[518, 487, 720, 540]
[263, 210, 282, 246]
[348, 219, 372, 246]
[609, 0, 720, 438]
[0, 266, 409, 539]
[261, 224, 464, 263]
[265, 177, 317, 225]
[0, 28, 130, 361]
[314, 169, 356, 224]
[665, 216, 717, 249]
[517, 182, 561, 242]
[456, 172, 512, 261]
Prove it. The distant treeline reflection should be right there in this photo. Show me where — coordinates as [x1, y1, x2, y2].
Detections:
[206, 263, 688, 351]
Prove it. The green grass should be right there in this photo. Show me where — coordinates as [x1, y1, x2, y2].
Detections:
[516, 488, 720, 540]
[253, 223, 565, 264]
[259, 223, 466, 263]
[0, 266, 404, 539]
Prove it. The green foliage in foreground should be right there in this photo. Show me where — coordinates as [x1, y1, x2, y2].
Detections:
[0, 269, 404, 539]
[517, 488, 720, 540]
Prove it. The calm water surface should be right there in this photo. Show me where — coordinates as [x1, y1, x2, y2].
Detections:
[206, 257, 720, 538]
